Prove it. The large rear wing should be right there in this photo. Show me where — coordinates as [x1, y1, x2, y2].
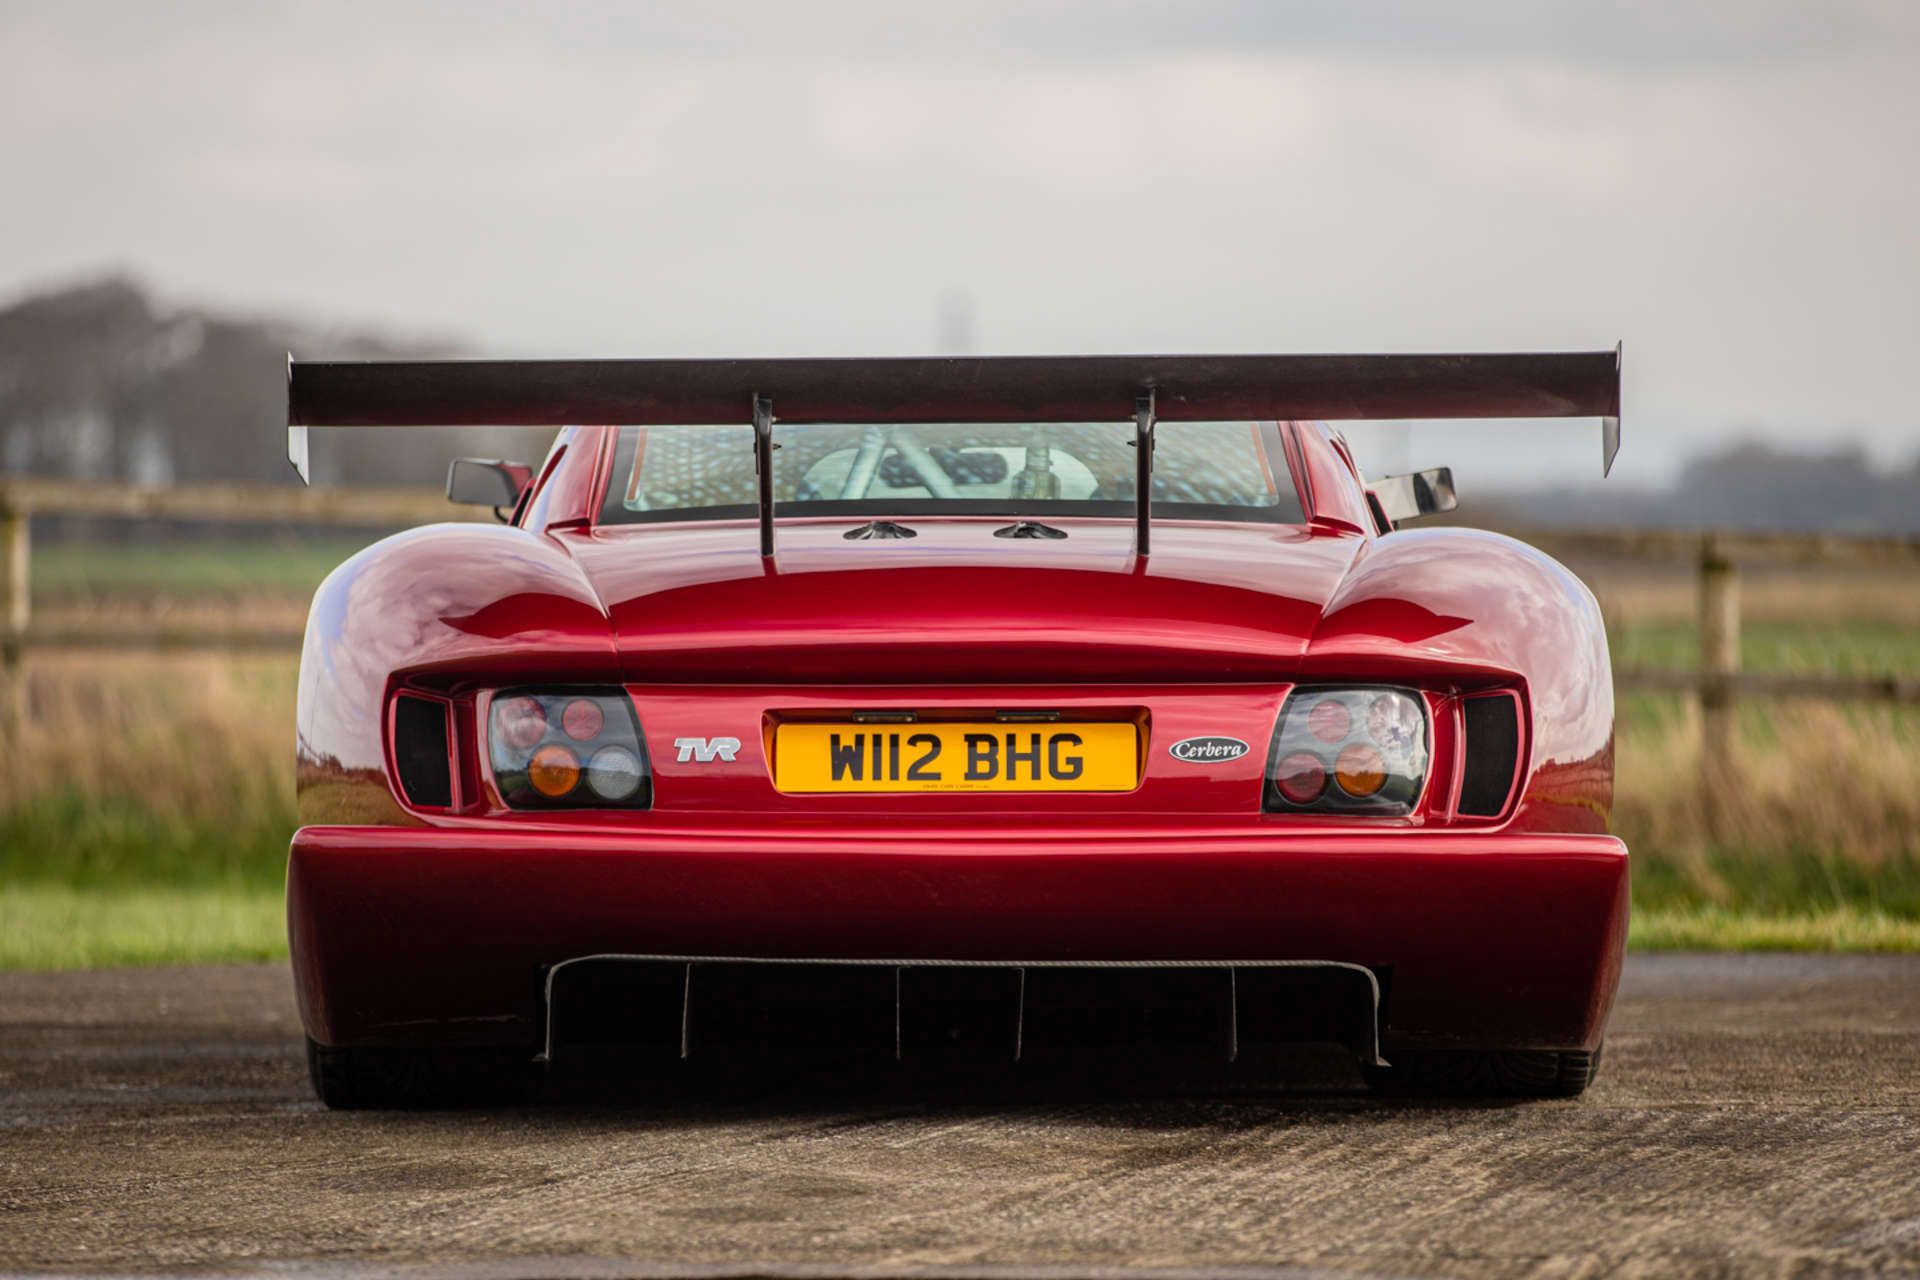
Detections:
[287, 348, 1621, 555]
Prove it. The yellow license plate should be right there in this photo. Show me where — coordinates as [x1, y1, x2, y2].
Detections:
[774, 723, 1138, 793]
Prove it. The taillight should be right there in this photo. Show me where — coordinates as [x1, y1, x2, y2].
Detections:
[1265, 688, 1428, 815]
[488, 688, 651, 810]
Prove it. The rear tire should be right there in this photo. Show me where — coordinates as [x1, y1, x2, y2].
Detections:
[1364, 1043, 1603, 1099]
[306, 1037, 543, 1110]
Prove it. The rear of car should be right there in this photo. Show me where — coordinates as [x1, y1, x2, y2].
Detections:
[286, 353, 1627, 1106]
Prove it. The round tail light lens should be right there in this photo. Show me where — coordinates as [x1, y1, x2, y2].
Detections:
[1367, 692, 1423, 753]
[1273, 751, 1327, 805]
[1335, 744, 1388, 797]
[586, 745, 644, 801]
[496, 695, 547, 749]
[1307, 699, 1351, 742]
[560, 698, 605, 741]
[528, 743, 582, 797]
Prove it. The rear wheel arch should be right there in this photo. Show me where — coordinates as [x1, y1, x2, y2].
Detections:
[1301, 527, 1614, 833]
[294, 523, 619, 827]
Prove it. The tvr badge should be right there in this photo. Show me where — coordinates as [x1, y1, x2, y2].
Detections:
[674, 736, 741, 763]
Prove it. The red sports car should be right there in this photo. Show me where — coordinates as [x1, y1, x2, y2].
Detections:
[285, 352, 1626, 1107]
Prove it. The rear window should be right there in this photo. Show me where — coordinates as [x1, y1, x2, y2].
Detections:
[599, 421, 1304, 526]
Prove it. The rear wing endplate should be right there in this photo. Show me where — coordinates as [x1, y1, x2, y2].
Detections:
[287, 347, 1622, 555]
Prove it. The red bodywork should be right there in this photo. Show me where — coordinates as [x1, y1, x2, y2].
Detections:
[290, 422, 1626, 1056]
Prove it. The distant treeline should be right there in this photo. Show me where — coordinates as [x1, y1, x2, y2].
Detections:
[1480, 442, 1920, 534]
[0, 275, 552, 490]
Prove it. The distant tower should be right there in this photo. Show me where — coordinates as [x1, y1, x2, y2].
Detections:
[935, 288, 976, 356]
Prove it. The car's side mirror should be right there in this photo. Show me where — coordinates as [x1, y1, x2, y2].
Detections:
[446, 458, 533, 517]
[1368, 466, 1457, 526]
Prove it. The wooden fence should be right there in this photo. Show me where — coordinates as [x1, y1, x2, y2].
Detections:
[2, 478, 1917, 731]
[0, 479, 479, 658]
[1515, 529, 1920, 756]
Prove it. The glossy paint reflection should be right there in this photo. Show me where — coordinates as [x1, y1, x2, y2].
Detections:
[295, 524, 617, 825]
[1305, 527, 1615, 831]
[569, 519, 1362, 683]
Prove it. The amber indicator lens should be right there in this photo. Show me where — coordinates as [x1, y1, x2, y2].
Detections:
[528, 744, 581, 796]
[1265, 686, 1428, 815]
[1335, 744, 1387, 797]
[487, 688, 651, 810]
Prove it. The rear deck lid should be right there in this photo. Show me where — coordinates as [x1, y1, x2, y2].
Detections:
[564, 519, 1362, 684]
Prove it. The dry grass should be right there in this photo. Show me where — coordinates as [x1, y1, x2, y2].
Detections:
[0, 652, 292, 808]
[1616, 701, 1920, 868]
[2, 542, 1918, 965]
[0, 652, 296, 887]
[1614, 697, 1920, 917]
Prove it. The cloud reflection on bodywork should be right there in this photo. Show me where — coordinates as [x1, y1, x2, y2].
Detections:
[295, 524, 616, 823]
[1305, 526, 1614, 831]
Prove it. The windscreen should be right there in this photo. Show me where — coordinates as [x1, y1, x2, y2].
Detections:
[598, 421, 1304, 526]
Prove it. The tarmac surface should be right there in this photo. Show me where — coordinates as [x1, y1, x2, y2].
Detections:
[2, 954, 1918, 1279]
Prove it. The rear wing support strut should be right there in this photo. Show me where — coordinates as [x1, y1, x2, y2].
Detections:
[752, 394, 775, 559]
[1134, 390, 1156, 557]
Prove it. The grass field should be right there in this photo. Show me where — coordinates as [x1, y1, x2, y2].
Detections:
[2, 539, 1918, 968]
[0, 885, 286, 971]
[30, 537, 371, 601]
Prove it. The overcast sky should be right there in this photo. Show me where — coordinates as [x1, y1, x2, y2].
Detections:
[3, 0, 1916, 489]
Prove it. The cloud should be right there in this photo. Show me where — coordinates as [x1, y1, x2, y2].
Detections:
[1, 0, 1917, 488]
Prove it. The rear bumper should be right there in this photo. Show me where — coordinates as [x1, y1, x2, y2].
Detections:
[287, 821, 1629, 1054]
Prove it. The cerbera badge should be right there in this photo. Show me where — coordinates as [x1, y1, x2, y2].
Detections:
[1168, 736, 1250, 763]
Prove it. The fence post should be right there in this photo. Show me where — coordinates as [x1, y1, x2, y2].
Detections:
[1698, 534, 1740, 830]
[1, 494, 27, 670]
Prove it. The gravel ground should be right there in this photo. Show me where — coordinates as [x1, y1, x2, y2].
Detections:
[2, 954, 1917, 1279]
